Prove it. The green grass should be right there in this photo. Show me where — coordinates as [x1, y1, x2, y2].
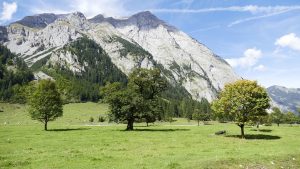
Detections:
[0, 102, 300, 169]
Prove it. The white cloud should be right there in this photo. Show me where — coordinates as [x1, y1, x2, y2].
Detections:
[226, 48, 262, 68]
[172, 0, 194, 6]
[189, 25, 220, 33]
[275, 33, 300, 51]
[30, 0, 129, 18]
[149, 5, 300, 27]
[70, 0, 128, 18]
[0, 1, 17, 21]
[228, 9, 289, 27]
[254, 64, 267, 71]
[149, 5, 300, 14]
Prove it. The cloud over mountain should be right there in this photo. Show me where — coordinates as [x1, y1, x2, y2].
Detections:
[0, 1, 17, 22]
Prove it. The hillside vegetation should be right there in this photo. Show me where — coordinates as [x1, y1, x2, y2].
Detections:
[0, 45, 34, 102]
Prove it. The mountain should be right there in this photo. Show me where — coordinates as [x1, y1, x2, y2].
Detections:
[268, 85, 300, 114]
[0, 11, 239, 102]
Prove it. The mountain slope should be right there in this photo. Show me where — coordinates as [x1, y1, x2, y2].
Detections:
[268, 85, 300, 114]
[90, 11, 239, 101]
[0, 11, 239, 102]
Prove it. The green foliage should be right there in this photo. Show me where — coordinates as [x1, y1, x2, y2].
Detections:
[102, 68, 167, 130]
[0, 45, 34, 103]
[98, 115, 106, 122]
[30, 54, 51, 71]
[89, 117, 94, 123]
[212, 79, 270, 138]
[271, 107, 284, 126]
[192, 98, 211, 125]
[64, 37, 127, 85]
[285, 111, 298, 125]
[110, 36, 152, 59]
[28, 80, 63, 130]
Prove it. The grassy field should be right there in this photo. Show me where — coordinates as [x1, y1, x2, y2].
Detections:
[0, 102, 300, 169]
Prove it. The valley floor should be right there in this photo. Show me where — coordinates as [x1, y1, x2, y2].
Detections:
[0, 102, 299, 169]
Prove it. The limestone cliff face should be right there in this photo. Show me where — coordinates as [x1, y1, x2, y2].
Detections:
[268, 85, 300, 114]
[1, 11, 239, 101]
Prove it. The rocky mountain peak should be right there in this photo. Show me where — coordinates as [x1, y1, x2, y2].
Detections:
[66, 12, 86, 19]
[126, 11, 166, 29]
[129, 11, 158, 22]
[89, 11, 176, 31]
[57, 12, 88, 30]
[14, 13, 59, 28]
[89, 14, 105, 23]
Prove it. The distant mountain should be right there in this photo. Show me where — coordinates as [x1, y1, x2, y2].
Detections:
[267, 85, 300, 114]
[0, 11, 239, 102]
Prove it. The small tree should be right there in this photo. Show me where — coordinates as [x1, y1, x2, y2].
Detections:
[192, 109, 202, 126]
[212, 80, 270, 138]
[285, 112, 297, 126]
[193, 98, 211, 126]
[271, 107, 284, 127]
[28, 80, 63, 131]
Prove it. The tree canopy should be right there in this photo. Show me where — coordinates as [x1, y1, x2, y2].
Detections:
[102, 68, 167, 130]
[271, 107, 284, 126]
[28, 80, 63, 130]
[211, 79, 270, 138]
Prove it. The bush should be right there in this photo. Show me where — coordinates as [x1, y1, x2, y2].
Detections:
[98, 115, 106, 122]
[89, 117, 94, 123]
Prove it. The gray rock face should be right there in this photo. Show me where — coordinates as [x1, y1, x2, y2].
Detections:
[14, 13, 60, 28]
[268, 85, 300, 114]
[89, 11, 177, 31]
[1, 11, 240, 102]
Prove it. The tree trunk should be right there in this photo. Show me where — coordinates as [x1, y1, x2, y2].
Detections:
[277, 123, 279, 127]
[197, 120, 200, 126]
[146, 121, 149, 127]
[126, 118, 134, 131]
[239, 123, 245, 139]
[256, 122, 259, 129]
[44, 121, 48, 131]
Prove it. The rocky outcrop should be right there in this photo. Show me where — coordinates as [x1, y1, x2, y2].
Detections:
[14, 13, 61, 28]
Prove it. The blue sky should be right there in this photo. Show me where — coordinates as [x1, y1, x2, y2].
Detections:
[1, 0, 300, 88]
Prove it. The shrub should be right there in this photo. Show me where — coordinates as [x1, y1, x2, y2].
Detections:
[98, 115, 106, 122]
[89, 117, 94, 123]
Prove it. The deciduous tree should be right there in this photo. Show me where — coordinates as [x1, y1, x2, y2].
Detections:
[28, 80, 63, 131]
[271, 107, 284, 127]
[211, 80, 270, 138]
[102, 68, 167, 130]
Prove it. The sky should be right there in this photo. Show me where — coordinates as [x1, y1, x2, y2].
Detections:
[1, 0, 300, 88]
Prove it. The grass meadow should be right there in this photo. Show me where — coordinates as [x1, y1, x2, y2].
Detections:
[0, 102, 300, 169]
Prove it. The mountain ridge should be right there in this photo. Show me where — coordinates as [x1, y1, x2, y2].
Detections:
[268, 85, 300, 114]
[0, 11, 240, 102]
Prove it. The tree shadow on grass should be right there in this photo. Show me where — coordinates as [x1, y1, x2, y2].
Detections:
[121, 128, 190, 132]
[226, 134, 281, 140]
[47, 128, 91, 132]
[250, 129, 272, 132]
[134, 125, 154, 128]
